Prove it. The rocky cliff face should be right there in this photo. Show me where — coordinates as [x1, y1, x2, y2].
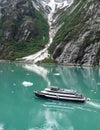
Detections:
[51, 0, 100, 66]
[0, 0, 48, 41]
[0, 0, 49, 59]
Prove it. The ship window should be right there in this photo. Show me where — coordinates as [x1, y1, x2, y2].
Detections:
[51, 87, 59, 91]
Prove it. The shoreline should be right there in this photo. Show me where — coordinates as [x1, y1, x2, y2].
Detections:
[0, 59, 100, 68]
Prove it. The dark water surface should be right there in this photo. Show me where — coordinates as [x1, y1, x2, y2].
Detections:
[0, 62, 100, 130]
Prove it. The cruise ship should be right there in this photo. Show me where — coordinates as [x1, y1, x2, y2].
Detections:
[34, 87, 89, 103]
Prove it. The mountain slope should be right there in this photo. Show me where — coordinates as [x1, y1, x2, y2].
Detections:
[50, 0, 100, 66]
[0, 0, 49, 60]
[22, 0, 73, 63]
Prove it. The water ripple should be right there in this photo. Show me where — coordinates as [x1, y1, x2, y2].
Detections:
[0, 124, 4, 130]
[87, 101, 100, 109]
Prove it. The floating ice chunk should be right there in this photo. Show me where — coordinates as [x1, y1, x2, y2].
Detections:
[53, 73, 60, 76]
[13, 83, 16, 86]
[11, 91, 14, 94]
[11, 70, 14, 72]
[26, 73, 30, 76]
[91, 90, 94, 92]
[22, 81, 33, 87]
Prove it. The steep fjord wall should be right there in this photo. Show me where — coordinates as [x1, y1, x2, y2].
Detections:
[50, 0, 100, 66]
[22, 0, 73, 63]
[0, 0, 49, 60]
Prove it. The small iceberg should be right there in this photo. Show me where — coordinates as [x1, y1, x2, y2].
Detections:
[22, 81, 33, 87]
[26, 73, 30, 76]
[13, 83, 16, 86]
[53, 73, 60, 76]
[11, 70, 14, 72]
[91, 90, 94, 92]
[11, 91, 14, 94]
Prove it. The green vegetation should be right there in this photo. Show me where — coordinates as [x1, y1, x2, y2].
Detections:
[49, 0, 99, 54]
[95, 31, 100, 42]
[0, 0, 49, 60]
[39, 58, 57, 64]
[0, 37, 48, 60]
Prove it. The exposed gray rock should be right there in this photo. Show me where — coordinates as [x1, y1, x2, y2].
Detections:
[0, 0, 49, 60]
[52, 0, 100, 66]
[56, 42, 79, 64]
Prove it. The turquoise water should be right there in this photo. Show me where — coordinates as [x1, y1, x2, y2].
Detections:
[0, 62, 100, 130]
